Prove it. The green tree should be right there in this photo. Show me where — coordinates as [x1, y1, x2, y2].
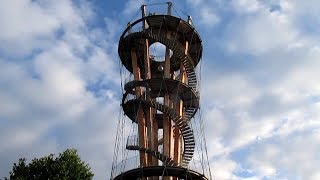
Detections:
[4, 149, 94, 180]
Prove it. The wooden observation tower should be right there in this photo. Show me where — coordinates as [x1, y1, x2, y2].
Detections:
[111, 2, 211, 179]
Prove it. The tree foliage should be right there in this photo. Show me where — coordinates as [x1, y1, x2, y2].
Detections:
[4, 149, 94, 180]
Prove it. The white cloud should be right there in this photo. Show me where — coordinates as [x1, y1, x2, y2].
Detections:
[1, 0, 320, 179]
[225, 10, 298, 54]
[247, 130, 320, 179]
[0, 0, 86, 57]
[211, 156, 238, 180]
[186, 0, 220, 27]
[198, 1, 320, 179]
[0, 0, 59, 40]
[198, 6, 220, 27]
[232, 0, 262, 13]
[0, 0, 119, 179]
[201, 51, 320, 177]
[122, 0, 145, 16]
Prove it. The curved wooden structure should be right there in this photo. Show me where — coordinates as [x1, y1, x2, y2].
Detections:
[113, 3, 207, 179]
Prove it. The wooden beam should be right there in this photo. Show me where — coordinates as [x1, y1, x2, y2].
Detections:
[163, 34, 172, 160]
[164, 3, 174, 180]
[131, 48, 146, 167]
[152, 108, 159, 166]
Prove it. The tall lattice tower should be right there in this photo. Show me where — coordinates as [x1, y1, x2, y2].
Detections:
[111, 2, 211, 179]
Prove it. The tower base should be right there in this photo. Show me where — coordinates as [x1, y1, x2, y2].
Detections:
[113, 166, 208, 180]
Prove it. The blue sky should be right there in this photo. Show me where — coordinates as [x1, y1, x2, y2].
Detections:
[1, 0, 320, 179]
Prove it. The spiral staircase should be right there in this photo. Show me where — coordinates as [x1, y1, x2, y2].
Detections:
[111, 3, 209, 180]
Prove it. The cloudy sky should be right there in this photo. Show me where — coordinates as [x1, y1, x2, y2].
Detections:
[1, 0, 320, 179]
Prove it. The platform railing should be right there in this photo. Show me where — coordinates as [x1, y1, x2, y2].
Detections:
[110, 155, 139, 179]
[111, 155, 209, 179]
[126, 135, 139, 148]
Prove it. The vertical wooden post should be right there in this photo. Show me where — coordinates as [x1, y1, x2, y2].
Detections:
[144, 38, 153, 167]
[167, 2, 172, 15]
[141, 4, 156, 168]
[187, 15, 192, 25]
[131, 48, 147, 167]
[141, 5, 147, 30]
[163, 49, 172, 155]
[163, 2, 172, 158]
[152, 108, 159, 166]
[163, 2, 174, 180]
